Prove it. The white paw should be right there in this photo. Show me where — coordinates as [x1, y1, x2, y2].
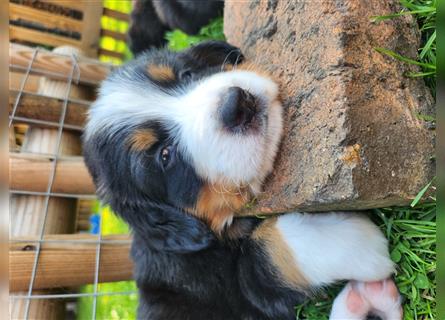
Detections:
[330, 279, 403, 320]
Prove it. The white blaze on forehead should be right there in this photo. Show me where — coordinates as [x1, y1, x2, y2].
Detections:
[85, 70, 283, 191]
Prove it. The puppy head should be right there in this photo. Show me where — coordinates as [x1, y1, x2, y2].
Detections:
[83, 41, 283, 246]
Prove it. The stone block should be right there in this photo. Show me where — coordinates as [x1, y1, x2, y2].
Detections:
[224, 0, 435, 214]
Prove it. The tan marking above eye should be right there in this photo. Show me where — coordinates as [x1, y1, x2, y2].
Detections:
[191, 183, 251, 233]
[252, 218, 309, 288]
[147, 64, 176, 81]
[128, 129, 158, 151]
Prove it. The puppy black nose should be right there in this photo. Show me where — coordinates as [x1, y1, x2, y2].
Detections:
[220, 87, 256, 131]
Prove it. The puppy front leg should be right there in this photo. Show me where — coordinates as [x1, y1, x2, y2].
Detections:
[238, 212, 396, 319]
[255, 212, 395, 287]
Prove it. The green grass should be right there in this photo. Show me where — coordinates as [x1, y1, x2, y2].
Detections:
[77, 281, 138, 320]
[375, 205, 436, 319]
[165, 17, 225, 51]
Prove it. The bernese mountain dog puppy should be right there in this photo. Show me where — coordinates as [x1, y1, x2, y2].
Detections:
[128, 0, 223, 55]
[83, 41, 403, 320]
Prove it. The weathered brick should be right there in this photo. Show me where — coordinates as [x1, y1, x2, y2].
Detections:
[225, 0, 435, 214]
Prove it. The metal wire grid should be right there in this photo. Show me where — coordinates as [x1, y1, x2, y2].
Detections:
[9, 88, 90, 132]
[9, 48, 137, 319]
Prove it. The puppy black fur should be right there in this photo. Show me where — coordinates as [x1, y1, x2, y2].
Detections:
[83, 41, 310, 319]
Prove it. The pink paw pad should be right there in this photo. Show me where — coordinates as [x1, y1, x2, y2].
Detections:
[346, 286, 369, 315]
[385, 279, 400, 300]
[361, 279, 403, 319]
[330, 279, 403, 320]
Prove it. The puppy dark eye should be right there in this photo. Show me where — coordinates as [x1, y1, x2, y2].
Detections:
[180, 69, 192, 80]
[160, 145, 175, 168]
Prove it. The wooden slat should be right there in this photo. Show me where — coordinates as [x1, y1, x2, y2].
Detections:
[10, 72, 40, 93]
[9, 90, 89, 128]
[9, 3, 83, 33]
[10, 72, 95, 100]
[41, 0, 85, 12]
[15, 125, 28, 135]
[23, 130, 82, 156]
[75, 199, 94, 231]
[10, 234, 133, 292]
[11, 298, 65, 320]
[10, 25, 81, 48]
[103, 7, 130, 22]
[79, 3, 103, 57]
[10, 127, 17, 152]
[99, 48, 125, 60]
[101, 28, 127, 42]
[9, 153, 95, 195]
[10, 43, 111, 86]
[14, 124, 28, 147]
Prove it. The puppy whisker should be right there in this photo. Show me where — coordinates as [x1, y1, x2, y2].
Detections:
[220, 49, 242, 72]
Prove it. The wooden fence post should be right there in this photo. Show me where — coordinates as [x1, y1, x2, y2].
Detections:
[79, 2, 103, 58]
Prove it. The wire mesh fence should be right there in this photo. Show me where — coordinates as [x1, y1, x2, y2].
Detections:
[9, 44, 137, 320]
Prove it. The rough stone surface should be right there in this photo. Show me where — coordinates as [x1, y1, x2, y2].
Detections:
[224, 0, 435, 214]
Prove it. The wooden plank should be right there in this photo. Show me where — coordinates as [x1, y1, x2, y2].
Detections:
[10, 43, 111, 86]
[9, 3, 83, 33]
[9, 127, 17, 152]
[10, 188, 80, 236]
[99, 48, 125, 60]
[10, 72, 40, 93]
[11, 298, 65, 320]
[10, 234, 133, 292]
[10, 25, 81, 48]
[41, 0, 85, 12]
[22, 130, 82, 156]
[9, 153, 95, 195]
[101, 28, 127, 42]
[15, 124, 28, 135]
[14, 124, 27, 147]
[75, 199, 94, 231]
[79, 3, 103, 57]
[9, 90, 89, 128]
[10, 72, 95, 100]
[103, 7, 130, 22]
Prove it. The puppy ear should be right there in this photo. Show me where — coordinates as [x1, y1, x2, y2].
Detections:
[130, 203, 215, 253]
[185, 40, 244, 67]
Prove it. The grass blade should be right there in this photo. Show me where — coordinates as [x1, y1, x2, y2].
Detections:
[419, 31, 436, 59]
[371, 8, 435, 22]
[411, 179, 434, 207]
[374, 47, 436, 69]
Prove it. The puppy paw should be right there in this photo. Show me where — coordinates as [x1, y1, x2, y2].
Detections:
[360, 279, 403, 320]
[330, 279, 402, 320]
